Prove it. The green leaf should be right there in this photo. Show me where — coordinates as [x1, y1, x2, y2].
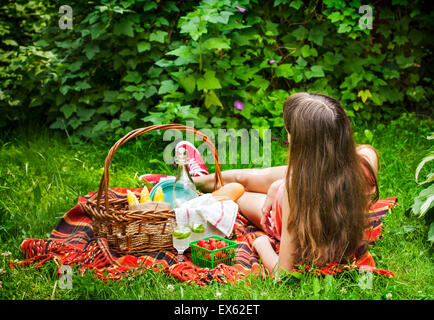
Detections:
[149, 30, 168, 43]
[179, 75, 196, 94]
[202, 37, 231, 50]
[60, 104, 76, 119]
[396, 54, 415, 69]
[124, 85, 138, 92]
[144, 86, 157, 98]
[415, 154, 434, 184]
[204, 90, 223, 109]
[29, 97, 43, 108]
[300, 45, 317, 57]
[276, 64, 294, 78]
[93, 120, 110, 133]
[108, 104, 120, 115]
[337, 23, 351, 33]
[364, 129, 374, 143]
[77, 109, 95, 122]
[308, 29, 326, 46]
[197, 70, 222, 90]
[428, 222, 434, 242]
[412, 184, 434, 218]
[273, 0, 287, 6]
[120, 110, 136, 122]
[143, 2, 158, 11]
[290, 0, 303, 10]
[74, 81, 91, 91]
[207, 11, 233, 25]
[122, 71, 142, 84]
[137, 41, 151, 53]
[291, 25, 307, 40]
[68, 118, 82, 130]
[84, 43, 100, 60]
[113, 19, 134, 37]
[60, 85, 71, 95]
[3, 39, 18, 46]
[249, 75, 270, 90]
[323, 51, 343, 66]
[68, 60, 83, 72]
[110, 119, 121, 129]
[158, 80, 179, 94]
[166, 45, 193, 57]
[328, 11, 344, 23]
[296, 56, 307, 67]
[179, 16, 207, 41]
[265, 21, 279, 36]
[132, 92, 145, 101]
[89, 22, 107, 40]
[163, 1, 179, 12]
[103, 90, 119, 102]
[305, 65, 324, 79]
[358, 89, 372, 103]
[50, 118, 67, 130]
[313, 277, 321, 296]
[155, 59, 173, 67]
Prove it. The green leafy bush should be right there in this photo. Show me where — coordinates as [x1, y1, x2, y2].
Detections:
[0, 0, 433, 138]
[0, 0, 53, 126]
[411, 133, 434, 243]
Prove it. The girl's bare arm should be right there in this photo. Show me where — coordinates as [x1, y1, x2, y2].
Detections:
[277, 184, 296, 272]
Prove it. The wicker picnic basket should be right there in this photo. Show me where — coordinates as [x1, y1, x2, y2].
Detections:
[83, 124, 224, 256]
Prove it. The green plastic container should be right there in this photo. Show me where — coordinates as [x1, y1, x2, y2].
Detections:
[190, 236, 237, 269]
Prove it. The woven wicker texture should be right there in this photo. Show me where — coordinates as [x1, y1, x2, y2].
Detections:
[83, 124, 224, 256]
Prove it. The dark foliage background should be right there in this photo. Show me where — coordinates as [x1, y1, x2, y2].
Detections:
[0, 0, 433, 139]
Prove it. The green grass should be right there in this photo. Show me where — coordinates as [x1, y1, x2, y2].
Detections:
[0, 114, 433, 300]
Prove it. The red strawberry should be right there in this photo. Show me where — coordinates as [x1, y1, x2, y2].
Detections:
[209, 242, 217, 250]
[202, 243, 212, 251]
[197, 240, 207, 248]
[209, 238, 218, 246]
[217, 241, 228, 249]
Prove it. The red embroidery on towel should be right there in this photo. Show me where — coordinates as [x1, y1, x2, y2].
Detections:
[215, 202, 224, 228]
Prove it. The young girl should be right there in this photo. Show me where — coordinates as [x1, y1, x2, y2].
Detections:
[188, 92, 379, 275]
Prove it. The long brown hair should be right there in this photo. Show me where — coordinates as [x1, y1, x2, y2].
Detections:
[282, 92, 378, 267]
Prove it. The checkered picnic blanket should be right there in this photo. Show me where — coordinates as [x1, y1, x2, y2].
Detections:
[11, 187, 397, 286]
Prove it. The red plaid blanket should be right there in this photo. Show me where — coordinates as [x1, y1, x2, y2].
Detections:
[11, 187, 397, 286]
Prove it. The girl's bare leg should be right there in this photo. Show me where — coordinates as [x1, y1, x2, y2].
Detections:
[193, 165, 287, 194]
[235, 191, 267, 230]
[193, 166, 286, 232]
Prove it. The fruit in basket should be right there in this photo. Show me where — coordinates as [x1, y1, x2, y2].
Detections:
[208, 238, 218, 249]
[197, 240, 207, 248]
[153, 186, 165, 202]
[217, 241, 228, 249]
[202, 243, 212, 251]
[127, 190, 139, 206]
[140, 187, 152, 203]
[196, 238, 229, 251]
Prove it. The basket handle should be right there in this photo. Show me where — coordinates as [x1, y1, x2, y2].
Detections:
[95, 124, 224, 212]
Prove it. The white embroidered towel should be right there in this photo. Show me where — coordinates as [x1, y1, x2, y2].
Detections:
[174, 194, 238, 237]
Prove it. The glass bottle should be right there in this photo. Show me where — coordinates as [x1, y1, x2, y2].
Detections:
[172, 147, 198, 208]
